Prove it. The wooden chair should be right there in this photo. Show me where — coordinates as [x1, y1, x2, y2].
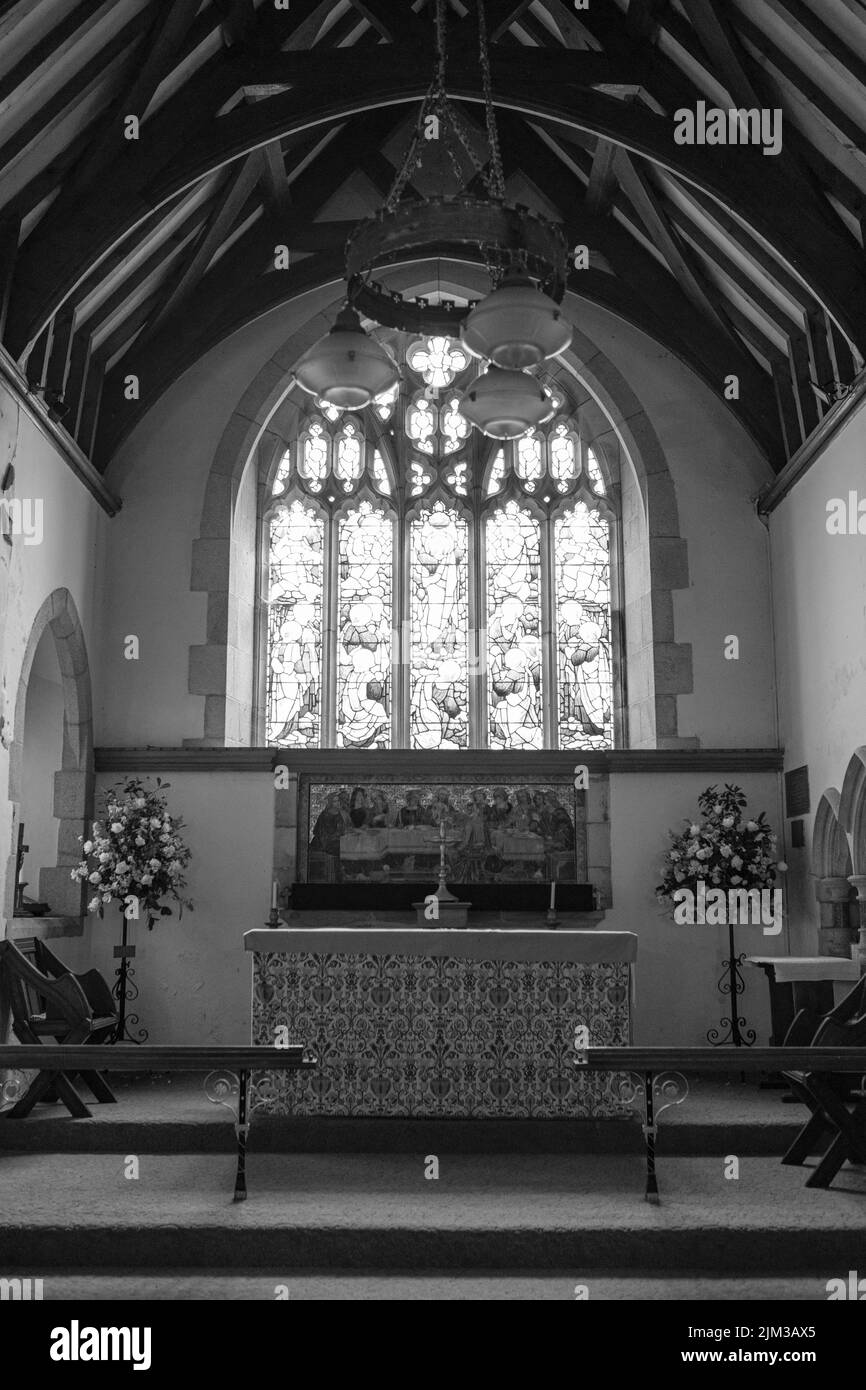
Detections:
[0, 940, 117, 1118]
[32, 938, 117, 1042]
[781, 974, 866, 1188]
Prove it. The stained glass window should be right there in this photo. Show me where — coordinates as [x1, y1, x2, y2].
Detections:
[272, 449, 291, 497]
[266, 500, 324, 746]
[555, 503, 612, 750]
[515, 432, 543, 491]
[406, 395, 436, 453]
[372, 449, 391, 495]
[587, 445, 605, 494]
[406, 335, 469, 388]
[336, 503, 392, 749]
[334, 419, 363, 491]
[410, 502, 469, 749]
[298, 419, 328, 491]
[264, 399, 618, 751]
[550, 422, 577, 490]
[485, 502, 543, 750]
[441, 393, 471, 453]
[487, 448, 506, 496]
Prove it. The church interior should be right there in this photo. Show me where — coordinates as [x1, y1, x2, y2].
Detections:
[1, 0, 866, 1308]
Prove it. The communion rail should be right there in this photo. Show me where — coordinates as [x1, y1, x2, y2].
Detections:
[2, 1045, 865, 1201]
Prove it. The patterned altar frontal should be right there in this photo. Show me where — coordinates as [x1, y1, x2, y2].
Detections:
[250, 949, 631, 1118]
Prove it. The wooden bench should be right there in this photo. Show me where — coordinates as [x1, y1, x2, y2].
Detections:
[2, 1045, 865, 1201]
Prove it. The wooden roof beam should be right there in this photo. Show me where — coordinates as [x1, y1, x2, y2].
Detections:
[584, 137, 619, 216]
[140, 153, 264, 341]
[9, 77, 866, 359]
[347, 0, 428, 45]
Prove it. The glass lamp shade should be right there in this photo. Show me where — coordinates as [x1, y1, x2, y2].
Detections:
[458, 367, 555, 440]
[294, 305, 400, 410]
[461, 275, 572, 368]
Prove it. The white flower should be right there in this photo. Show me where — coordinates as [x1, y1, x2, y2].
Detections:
[83, 839, 93, 854]
[116, 860, 129, 874]
[88, 871, 102, 884]
[746, 820, 758, 832]
[731, 855, 743, 869]
[689, 824, 700, 836]
[150, 818, 161, 829]
[777, 860, 788, 872]
[722, 816, 734, 828]
[160, 833, 171, 843]
[99, 851, 111, 863]
[135, 836, 145, 847]
[731, 875, 743, 885]
[719, 845, 732, 858]
[135, 797, 146, 809]
[88, 896, 101, 913]
[148, 858, 161, 871]
[101, 892, 112, 903]
[140, 873, 153, 886]
[110, 821, 123, 833]
[695, 848, 709, 860]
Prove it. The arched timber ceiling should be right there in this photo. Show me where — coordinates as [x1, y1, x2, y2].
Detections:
[1, 0, 865, 475]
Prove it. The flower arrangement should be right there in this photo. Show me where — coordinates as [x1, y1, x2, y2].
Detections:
[72, 777, 193, 929]
[656, 784, 786, 904]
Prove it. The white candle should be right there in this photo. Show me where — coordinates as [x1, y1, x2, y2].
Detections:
[272, 881, 278, 910]
[549, 881, 556, 912]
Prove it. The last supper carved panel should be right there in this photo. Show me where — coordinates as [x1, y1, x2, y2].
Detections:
[299, 778, 586, 885]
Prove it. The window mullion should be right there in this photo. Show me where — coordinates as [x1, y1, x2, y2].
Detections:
[321, 513, 339, 748]
[542, 510, 557, 749]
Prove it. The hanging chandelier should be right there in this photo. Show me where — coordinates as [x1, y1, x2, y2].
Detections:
[458, 366, 555, 440]
[291, 0, 573, 437]
[293, 304, 399, 410]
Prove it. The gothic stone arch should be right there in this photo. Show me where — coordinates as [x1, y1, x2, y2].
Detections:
[189, 301, 693, 749]
[5, 588, 94, 923]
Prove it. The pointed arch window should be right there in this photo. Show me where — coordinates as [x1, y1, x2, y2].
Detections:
[262, 359, 619, 750]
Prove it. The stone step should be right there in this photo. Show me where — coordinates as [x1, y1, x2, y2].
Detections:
[0, 1270, 842, 1301]
[2, 1152, 864, 1271]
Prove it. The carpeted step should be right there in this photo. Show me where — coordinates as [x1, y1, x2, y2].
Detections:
[0, 1269, 843, 1300]
[1, 1152, 864, 1271]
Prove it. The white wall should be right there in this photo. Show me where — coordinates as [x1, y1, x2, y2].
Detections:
[574, 304, 778, 748]
[606, 768, 784, 1045]
[0, 375, 105, 934]
[770, 394, 866, 949]
[58, 770, 273, 1045]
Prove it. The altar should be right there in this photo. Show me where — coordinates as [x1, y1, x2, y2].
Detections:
[245, 928, 637, 1118]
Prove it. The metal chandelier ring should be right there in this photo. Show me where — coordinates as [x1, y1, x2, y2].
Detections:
[344, 196, 570, 326]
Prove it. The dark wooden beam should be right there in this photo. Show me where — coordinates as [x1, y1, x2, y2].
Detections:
[485, 1, 534, 41]
[613, 150, 753, 347]
[347, 0, 428, 45]
[0, 215, 19, 343]
[688, 0, 763, 108]
[241, 47, 646, 87]
[0, 10, 152, 181]
[584, 137, 618, 216]
[760, 0, 866, 91]
[9, 71, 866, 368]
[67, 0, 204, 194]
[141, 154, 264, 339]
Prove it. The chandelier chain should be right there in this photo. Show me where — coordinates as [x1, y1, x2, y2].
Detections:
[384, 0, 502, 211]
[478, 0, 506, 201]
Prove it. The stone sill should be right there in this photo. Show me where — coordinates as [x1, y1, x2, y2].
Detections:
[7, 916, 85, 941]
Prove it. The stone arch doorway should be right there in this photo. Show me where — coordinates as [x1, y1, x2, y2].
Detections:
[811, 788, 858, 958]
[4, 589, 94, 926]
